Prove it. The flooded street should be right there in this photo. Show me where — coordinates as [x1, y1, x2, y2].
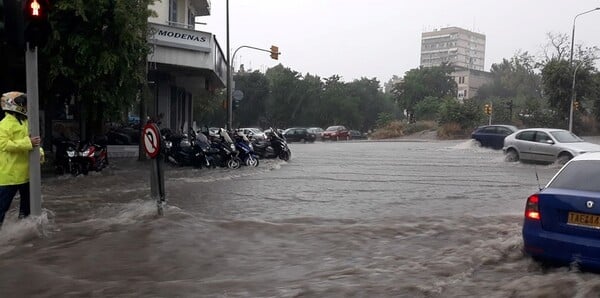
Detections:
[2, 139, 600, 297]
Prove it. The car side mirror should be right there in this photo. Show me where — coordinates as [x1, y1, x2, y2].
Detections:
[545, 140, 554, 145]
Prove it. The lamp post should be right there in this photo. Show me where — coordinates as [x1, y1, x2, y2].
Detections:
[569, 61, 584, 132]
[567, 8, 599, 132]
[569, 8, 600, 65]
[226, 0, 232, 130]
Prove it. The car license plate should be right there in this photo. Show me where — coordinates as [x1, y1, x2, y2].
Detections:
[567, 212, 600, 228]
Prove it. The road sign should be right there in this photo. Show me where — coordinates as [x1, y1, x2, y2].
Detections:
[232, 89, 244, 101]
[142, 123, 161, 158]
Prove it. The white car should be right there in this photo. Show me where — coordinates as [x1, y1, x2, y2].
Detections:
[240, 127, 266, 141]
[503, 128, 600, 164]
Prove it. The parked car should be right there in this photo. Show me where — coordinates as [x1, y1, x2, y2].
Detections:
[503, 128, 600, 164]
[349, 130, 367, 140]
[471, 124, 518, 149]
[240, 127, 266, 141]
[283, 127, 316, 143]
[522, 152, 600, 271]
[322, 125, 350, 141]
[307, 127, 324, 141]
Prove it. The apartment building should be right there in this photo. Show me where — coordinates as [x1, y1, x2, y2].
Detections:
[420, 26, 486, 71]
[147, 0, 227, 132]
[420, 27, 490, 100]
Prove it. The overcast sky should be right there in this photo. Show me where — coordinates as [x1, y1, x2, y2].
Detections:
[199, 0, 600, 84]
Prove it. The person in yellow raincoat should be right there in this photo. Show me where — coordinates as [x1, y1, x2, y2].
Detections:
[0, 91, 42, 227]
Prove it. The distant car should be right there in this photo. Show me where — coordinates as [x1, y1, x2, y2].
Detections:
[503, 128, 600, 164]
[523, 152, 600, 271]
[471, 124, 518, 149]
[307, 127, 324, 141]
[283, 127, 316, 143]
[240, 127, 266, 141]
[322, 125, 350, 141]
[349, 130, 366, 140]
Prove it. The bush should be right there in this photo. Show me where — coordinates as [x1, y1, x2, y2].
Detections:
[438, 98, 482, 130]
[403, 120, 437, 135]
[371, 121, 405, 139]
[414, 96, 442, 121]
[437, 122, 465, 139]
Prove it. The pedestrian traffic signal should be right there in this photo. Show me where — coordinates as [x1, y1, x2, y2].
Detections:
[24, 0, 50, 48]
[270, 45, 279, 60]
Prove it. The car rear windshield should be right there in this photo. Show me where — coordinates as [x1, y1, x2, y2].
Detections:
[549, 131, 583, 143]
[548, 160, 600, 192]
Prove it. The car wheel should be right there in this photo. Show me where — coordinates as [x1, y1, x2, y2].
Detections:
[505, 149, 519, 162]
[473, 140, 482, 147]
[557, 153, 573, 165]
[300, 138, 306, 143]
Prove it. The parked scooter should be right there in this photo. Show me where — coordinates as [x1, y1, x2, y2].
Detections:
[210, 128, 242, 169]
[234, 129, 259, 167]
[53, 136, 80, 176]
[73, 138, 109, 175]
[253, 127, 291, 161]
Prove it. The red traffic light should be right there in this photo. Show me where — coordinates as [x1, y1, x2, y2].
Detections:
[25, 0, 48, 19]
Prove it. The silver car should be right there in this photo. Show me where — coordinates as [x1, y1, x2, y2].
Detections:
[503, 128, 600, 164]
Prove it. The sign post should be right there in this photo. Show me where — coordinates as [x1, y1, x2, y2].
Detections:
[26, 44, 42, 216]
[142, 123, 166, 215]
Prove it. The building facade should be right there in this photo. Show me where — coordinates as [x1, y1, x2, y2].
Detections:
[147, 0, 227, 133]
[453, 66, 493, 101]
[420, 27, 486, 71]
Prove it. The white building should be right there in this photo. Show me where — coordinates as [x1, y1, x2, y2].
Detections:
[453, 66, 492, 101]
[420, 27, 486, 71]
[147, 0, 227, 132]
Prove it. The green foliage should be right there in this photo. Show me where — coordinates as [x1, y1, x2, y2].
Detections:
[391, 63, 456, 120]
[376, 112, 394, 128]
[542, 58, 595, 120]
[414, 96, 441, 121]
[437, 99, 482, 129]
[44, 0, 155, 131]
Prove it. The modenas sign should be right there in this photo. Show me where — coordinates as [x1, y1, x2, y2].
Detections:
[149, 23, 211, 52]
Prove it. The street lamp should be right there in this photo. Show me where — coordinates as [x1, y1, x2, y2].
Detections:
[569, 8, 600, 65]
[567, 8, 599, 132]
[569, 58, 598, 132]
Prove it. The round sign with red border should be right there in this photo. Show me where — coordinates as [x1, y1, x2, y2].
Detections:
[142, 123, 161, 158]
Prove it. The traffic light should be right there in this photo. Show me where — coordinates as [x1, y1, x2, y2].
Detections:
[232, 99, 240, 110]
[574, 101, 580, 111]
[23, 0, 50, 48]
[484, 104, 492, 115]
[270, 45, 279, 60]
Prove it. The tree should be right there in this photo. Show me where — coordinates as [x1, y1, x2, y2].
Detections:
[44, 0, 156, 137]
[391, 63, 456, 122]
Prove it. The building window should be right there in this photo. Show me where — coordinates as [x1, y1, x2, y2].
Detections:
[169, 0, 178, 24]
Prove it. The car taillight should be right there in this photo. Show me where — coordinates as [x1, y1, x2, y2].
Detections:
[525, 194, 540, 220]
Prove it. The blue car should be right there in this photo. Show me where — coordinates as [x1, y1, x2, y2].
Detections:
[523, 152, 600, 270]
[471, 124, 518, 149]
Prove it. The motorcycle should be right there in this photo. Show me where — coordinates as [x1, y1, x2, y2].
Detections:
[210, 128, 242, 169]
[53, 136, 80, 176]
[252, 127, 291, 161]
[162, 128, 201, 167]
[73, 138, 109, 175]
[234, 129, 259, 167]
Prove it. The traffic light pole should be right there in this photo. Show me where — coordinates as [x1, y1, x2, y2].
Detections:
[228, 45, 280, 128]
[26, 44, 42, 216]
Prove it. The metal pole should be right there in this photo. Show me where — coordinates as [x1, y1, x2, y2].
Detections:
[226, 0, 232, 130]
[26, 44, 42, 216]
[568, 8, 599, 131]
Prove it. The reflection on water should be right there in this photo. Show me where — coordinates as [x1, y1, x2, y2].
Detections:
[0, 140, 595, 297]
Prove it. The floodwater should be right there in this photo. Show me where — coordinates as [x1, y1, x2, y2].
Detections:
[2, 139, 600, 297]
